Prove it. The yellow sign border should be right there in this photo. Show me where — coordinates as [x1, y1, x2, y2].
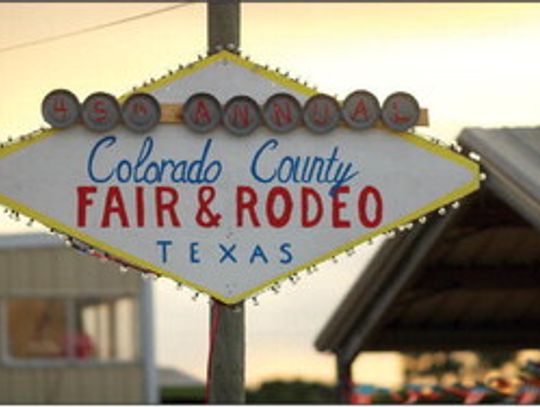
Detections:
[0, 51, 480, 304]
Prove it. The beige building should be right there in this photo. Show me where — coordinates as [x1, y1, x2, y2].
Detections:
[0, 233, 157, 404]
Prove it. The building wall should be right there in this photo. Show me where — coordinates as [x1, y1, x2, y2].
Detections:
[0, 365, 144, 404]
[0, 243, 149, 404]
[0, 246, 140, 296]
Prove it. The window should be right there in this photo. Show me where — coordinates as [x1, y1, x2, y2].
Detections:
[7, 299, 67, 359]
[4, 296, 139, 363]
[76, 297, 139, 361]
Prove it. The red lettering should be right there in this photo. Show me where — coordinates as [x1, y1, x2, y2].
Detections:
[266, 187, 293, 228]
[273, 102, 292, 126]
[155, 187, 181, 227]
[101, 186, 129, 228]
[352, 99, 368, 120]
[358, 186, 383, 228]
[332, 186, 350, 228]
[94, 100, 107, 123]
[236, 186, 260, 227]
[233, 104, 250, 127]
[194, 100, 211, 124]
[392, 101, 410, 124]
[54, 97, 68, 118]
[312, 102, 330, 125]
[195, 186, 220, 228]
[133, 101, 148, 117]
[135, 186, 145, 227]
[301, 187, 323, 227]
[77, 186, 97, 227]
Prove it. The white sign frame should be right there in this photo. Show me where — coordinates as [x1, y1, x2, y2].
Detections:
[0, 51, 480, 303]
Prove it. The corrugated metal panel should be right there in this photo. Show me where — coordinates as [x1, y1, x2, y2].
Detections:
[32, 249, 56, 292]
[0, 245, 141, 296]
[460, 127, 540, 205]
[29, 369, 47, 404]
[123, 367, 145, 403]
[441, 227, 540, 267]
[0, 366, 145, 404]
[460, 127, 540, 229]
[0, 234, 61, 250]
[517, 230, 540, 261]
[81, 368, 104, 404]
[11, 250, 35, 294]
[442, 230, 492, 265]
[68, 250, 101, 295]
[0, 369, 10, 401]
[102, 368, 128, 403]
[0, 251, 11, 295]
[10, 369, 34, 403]
[0, 233, 142, 295]
[116, 369, 145, 403]
[50, 367, 80, 403]
[393, 291, 449, 326]
[53, 248, 78, 294]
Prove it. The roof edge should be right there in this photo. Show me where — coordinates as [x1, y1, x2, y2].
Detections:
[0, 232, 61, 249]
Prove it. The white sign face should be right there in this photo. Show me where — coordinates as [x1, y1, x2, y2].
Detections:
[0, 51, 480, 303]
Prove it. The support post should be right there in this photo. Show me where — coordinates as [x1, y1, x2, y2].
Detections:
[208, 0, 240, 54]
[208, 301, 245, 403]
[337, 353, 353, 404]
[141, 280, 159, 404]
[206, 1, 244, 403]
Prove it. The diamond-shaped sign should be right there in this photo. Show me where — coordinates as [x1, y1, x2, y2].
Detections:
[0, 51, 480, 303]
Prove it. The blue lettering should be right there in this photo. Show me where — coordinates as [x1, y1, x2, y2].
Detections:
[219, 244, 237, 264]
[277, 157, 296, 183]
[143, 162, 161, 183]
[205, 161, 222, 183]
[309, 156, 326, 182]
[250, 138, 278, 183]
[194, 139, 222, 184]
[156, 240, 172, 264]
[330, 163, 359, 196]
[87, 135, 116, 183]
[249, 244, 269, 264]
[279, 243, 293, 264]
[117, 160, 132, 183]
[134, 137, 154, 182]
[190, 242, 201, 264]
[86, 136, 222, 185]
[249, 138, 360, 195]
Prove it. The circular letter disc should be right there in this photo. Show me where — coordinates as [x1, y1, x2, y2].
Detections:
[342, 90, 380, 130]
[303, 94, 341, 134]
[381, 92, 420, 132]
[42, 89, 80, 129]
[263, 93, 302, 134]
[223, 96, 261, 136]
[183, 93, 222, 134]
[82, 92, 121, 133]
[122, 93, 161, 133]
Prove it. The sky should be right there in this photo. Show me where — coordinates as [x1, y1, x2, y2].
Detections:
[1, 2, 540, 388]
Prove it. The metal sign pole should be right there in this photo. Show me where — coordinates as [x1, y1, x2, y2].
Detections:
[208, 0, 240, 53]
[206, 0, 245, 403]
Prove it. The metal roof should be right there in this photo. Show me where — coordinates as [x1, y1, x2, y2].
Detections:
[0, 232, 62, 249]
[315, 127, 540, 364]
[462, 127, 540, 229]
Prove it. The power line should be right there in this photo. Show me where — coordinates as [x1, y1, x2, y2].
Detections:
[0, 3, 193, 54]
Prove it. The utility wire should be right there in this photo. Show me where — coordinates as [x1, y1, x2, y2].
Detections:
[0, 3, 193, 54]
